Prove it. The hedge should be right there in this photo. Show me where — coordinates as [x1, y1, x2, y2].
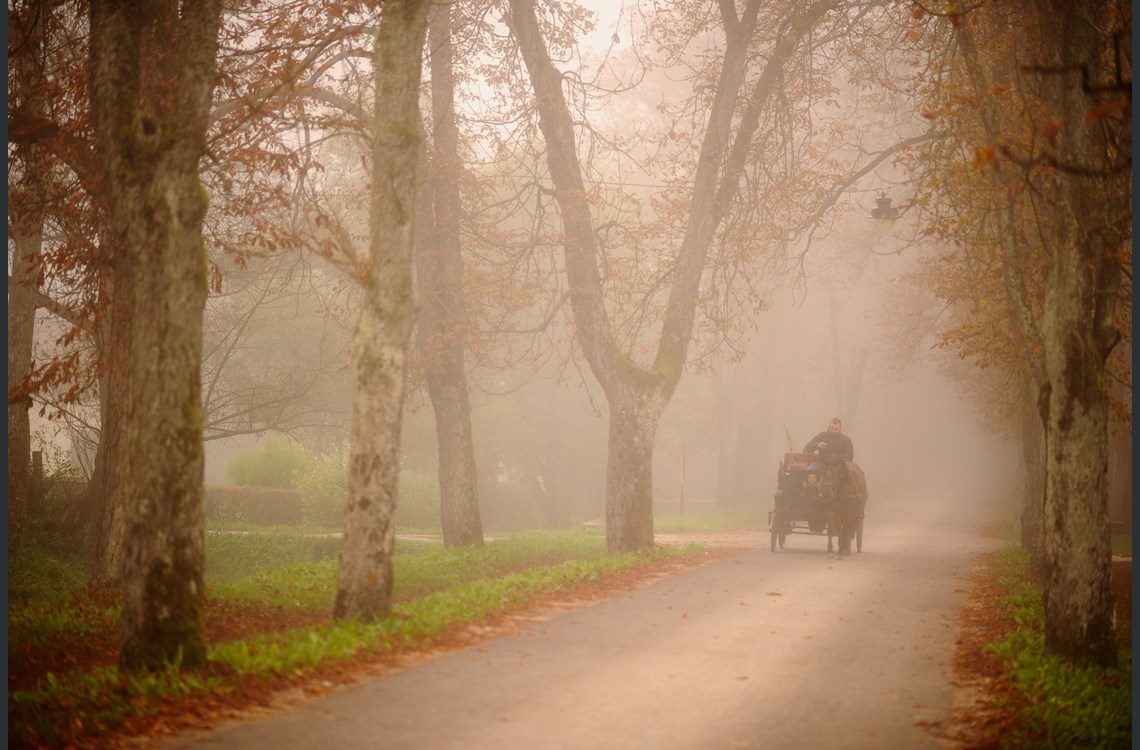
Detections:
[204, 485, 303, 525]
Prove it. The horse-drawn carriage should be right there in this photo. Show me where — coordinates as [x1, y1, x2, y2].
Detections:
[769, 450, 867, 555]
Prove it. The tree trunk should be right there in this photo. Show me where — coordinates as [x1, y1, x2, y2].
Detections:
[89, 0, 222, 671]
[8, 195, 40, 544]
[1040, 350, 1116, 667]
[604, 385, 667, 552]
[419, 0, 483, 548]
[510, 0, 677, 553]
[88, 338, 130, 587]
[954, 1, 1126, 665]
[431, 378, 483, 545]
[1033, 0, 1127, 667]
[116, 214, 211, 669]
[335, 0, 430, 622]
[509, 0, 838, 553]
[1039, 260, 1119, 667]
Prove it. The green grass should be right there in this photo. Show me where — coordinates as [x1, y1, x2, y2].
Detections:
[1110, 533, 1131, 557]
[987, 546, 1131, 750]
[9, 598, 118, 653]
[8, 531, 91, 604]
[210, 559, 338, 612]
[209, 547, 650, 678]
[9, 526, 696, 747]
[205, 530, 611, 613]
[9, 663, 225, 744]
[205, 526, 342, 585]
[8, 532, 119, 651]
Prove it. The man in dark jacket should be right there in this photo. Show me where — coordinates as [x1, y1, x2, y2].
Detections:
[804, 417, 854, 461]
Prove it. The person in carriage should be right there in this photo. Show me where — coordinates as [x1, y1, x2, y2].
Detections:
[804, 417, 853, 459]
[804, 418, 856, 484]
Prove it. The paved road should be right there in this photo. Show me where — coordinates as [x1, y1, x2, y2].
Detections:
[157, 494, 999, 750]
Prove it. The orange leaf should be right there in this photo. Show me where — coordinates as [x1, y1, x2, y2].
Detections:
[1087, 102, 1125, 123]
[973, 147, 999, 171]
[1041, 119, 1063, 141]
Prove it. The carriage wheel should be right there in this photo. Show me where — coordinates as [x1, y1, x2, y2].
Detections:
[778, 530, 786, 549]
[770, 524, 778, 552]
[856, 517, 864, 553]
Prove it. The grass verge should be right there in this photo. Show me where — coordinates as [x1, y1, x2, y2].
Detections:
[9, 529, 697, 748]
[986, 546, 1131, 749]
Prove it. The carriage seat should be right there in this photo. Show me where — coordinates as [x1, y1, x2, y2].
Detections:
[782, 451, 821, 470]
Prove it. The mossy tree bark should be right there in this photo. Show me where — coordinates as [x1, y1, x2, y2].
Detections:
[88, 0, 223, 670]
[604, 383, 669, 551]
[1030, 0, 1128, 666]
[335, 0, 431, 622]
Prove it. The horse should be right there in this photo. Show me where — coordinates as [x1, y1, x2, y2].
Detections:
[821, 459, 867, 556]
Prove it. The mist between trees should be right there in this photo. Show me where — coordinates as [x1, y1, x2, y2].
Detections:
[8, 0, 1129, 669]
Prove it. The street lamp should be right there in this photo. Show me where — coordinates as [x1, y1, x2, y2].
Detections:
[869, 191, 899, 221]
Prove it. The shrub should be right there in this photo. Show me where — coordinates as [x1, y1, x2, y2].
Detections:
[293, 452, 348, 526]
[225, 437, 313, 489]
[293, 454, 442, 530]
